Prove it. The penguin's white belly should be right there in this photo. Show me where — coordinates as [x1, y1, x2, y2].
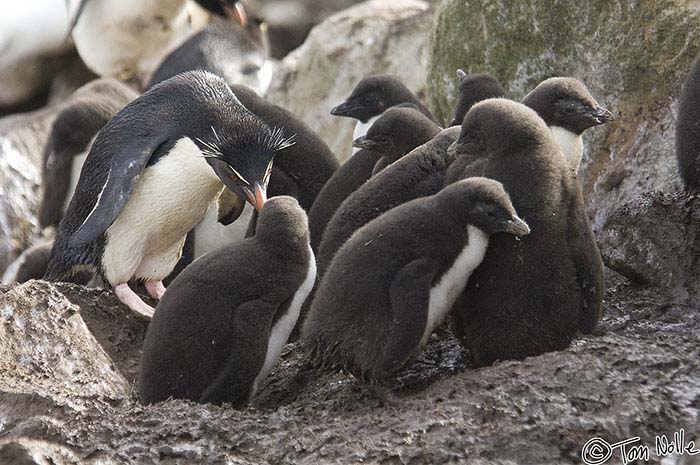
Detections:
[550, 126, 583, 173]
[72, 0, 191, 78]
[352, 115, 380, 154]
[422, 226, 489, 346]
[193, 203, 254, 258]
[102, 137, 221, 284]
[65, 151, 89, 214]
[251, 245, 316, 396]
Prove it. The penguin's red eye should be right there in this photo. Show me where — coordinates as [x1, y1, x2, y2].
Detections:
[228, 165, 249, 185]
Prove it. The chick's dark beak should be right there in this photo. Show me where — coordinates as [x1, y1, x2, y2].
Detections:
[589, 105, 615, 125]
[244, 182, 267, 212]
[503, 215, 530, 236]
[353, 135, 379, 151]
[330, 100, 359, 118]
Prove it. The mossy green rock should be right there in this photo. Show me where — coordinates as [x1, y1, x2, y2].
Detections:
[428, 0, 700, 230]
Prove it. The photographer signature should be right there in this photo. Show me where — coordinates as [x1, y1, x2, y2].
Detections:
[581, 429, 699, 465]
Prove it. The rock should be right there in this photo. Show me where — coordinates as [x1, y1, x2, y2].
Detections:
[0, 282, 131, 406]
[258, 0, 374, 58]
[0, 60, 95, 276]
[267, 0, 434, 164]
[0, 275, 698, 464]
[600, 191, 700, 302]
[0, 109, 56, 275]
[0, 281, 149, 465]
[427, 0, 700, 231]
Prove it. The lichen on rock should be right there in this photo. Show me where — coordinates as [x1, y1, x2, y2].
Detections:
[428, 0, 700, 229]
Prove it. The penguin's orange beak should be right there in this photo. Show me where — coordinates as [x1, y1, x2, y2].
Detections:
[244, 182, 267, 212]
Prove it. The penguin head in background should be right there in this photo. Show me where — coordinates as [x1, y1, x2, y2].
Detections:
[330, 74, 418, 123]
[441, 177, 530, 237]
[521, 77, 614, 135]
[198, 117, 295, 212]
[353, 105, 441, 165]
[255, 195, 309, 243]
[449, 70, 507, 127]
[448, 98, 552, 159]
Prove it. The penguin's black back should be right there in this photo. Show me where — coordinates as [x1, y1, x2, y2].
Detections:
[449, 99, 603, 366]
[676, 53, 700, 192]
[317, 127, 460, 275]
[139, 196, 311, 405]
[44, 71, 265, 280]
[230, 84, 339, 211]
[148, 19, 267, 90]
[307, 149, 380, 251]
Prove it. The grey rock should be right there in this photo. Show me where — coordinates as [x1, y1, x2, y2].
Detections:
[0, 108, 58, 275]
[0, 282, 131, 405]
[427, 0, 700, 232]
[267, 0, 434, 164]
[600, 191, 700, 303]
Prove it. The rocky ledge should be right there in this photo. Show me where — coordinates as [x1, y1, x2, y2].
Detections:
[0, 276, 698, 465]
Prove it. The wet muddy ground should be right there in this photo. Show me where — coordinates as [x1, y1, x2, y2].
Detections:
[1, 272, 698, 465]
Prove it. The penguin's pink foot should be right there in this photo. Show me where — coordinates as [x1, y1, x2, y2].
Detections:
[145, 280, 167, 300]
[114, 283, 154, 319]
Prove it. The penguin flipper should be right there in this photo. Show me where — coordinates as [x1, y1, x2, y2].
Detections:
[69, 132, 175, 247]
[567, 189, 604, 333]
[379, 259, 436, 377]
[199, 299, 276, 407]
[216, 188, 246, 226]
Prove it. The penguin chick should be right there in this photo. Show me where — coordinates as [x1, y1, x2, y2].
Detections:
[676, 53, 700, 193]
[303, 178, 529, 381]
[39, 78, 138, 229]
[1, 240, 54, 285]
[307, 105, 439, 252]
[450, 69, 506, 127]
[297, 107, 441, 336]
[44, 71, 293, 319]
[331, 74, 437, 152]
[447, 98, 604, 366]
[521, 77, 614, 172]
[316, 127, 460, 275]
[147, 17, 272, 95]
[353, 106, 442, 176]
[314, 73, 508, 265]
[139, 195, 315, 406]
